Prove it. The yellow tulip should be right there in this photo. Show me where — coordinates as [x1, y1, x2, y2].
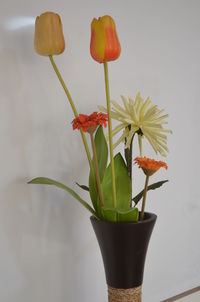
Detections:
[34, 12, 65, 56]
[90, 15, 121, 63]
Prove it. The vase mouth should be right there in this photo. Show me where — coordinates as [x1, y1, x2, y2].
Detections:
[90, 212, 157, 225]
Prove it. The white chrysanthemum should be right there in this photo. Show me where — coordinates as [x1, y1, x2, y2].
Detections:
[99, 92, 172, 157]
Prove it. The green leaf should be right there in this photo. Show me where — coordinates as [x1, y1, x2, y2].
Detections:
[102, 207, 139, 222]
[133, 180, 169, 206]
[76, 182, 89, 192]
[102, 153, 132, 210]
[117, 208, 139, 222]
[94, 126, 108, 181]
[89, 126, 108, 213]
[28, 177, 98, 218]
[102, 208, 117, 222]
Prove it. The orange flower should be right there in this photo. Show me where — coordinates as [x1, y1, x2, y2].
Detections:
[72, 112, 108, 133]
[90, 15, 121, 63]
[134, 157, 168, 176]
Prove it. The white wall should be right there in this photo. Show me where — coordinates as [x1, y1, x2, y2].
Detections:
[0, 0, 200, 301]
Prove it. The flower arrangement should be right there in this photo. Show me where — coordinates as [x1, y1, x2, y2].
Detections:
[29, 12, 172, 223]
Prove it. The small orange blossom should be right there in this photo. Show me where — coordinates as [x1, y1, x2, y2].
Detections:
[72, 112, 108, 133]
[134, 157, 168, 176]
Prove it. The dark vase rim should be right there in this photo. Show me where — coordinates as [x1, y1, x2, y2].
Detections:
[90, 211, 157, 226]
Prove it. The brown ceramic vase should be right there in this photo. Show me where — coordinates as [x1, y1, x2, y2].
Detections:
[91, 212, 157, 302]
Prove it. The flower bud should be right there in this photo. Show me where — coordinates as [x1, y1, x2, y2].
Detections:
[90, 15, 121, 63]
[34, 12, 65, 56]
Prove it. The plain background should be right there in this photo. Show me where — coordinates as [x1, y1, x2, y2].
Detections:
[0, 0, 200, 301]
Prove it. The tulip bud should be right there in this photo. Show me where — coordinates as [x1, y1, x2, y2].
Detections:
[34, 12, 65, 56]
[90, 15, 121, 63]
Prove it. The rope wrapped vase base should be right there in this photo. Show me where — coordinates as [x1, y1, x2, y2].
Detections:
[108, 285, 142, 302]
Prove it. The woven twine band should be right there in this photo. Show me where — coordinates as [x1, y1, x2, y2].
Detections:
[108, 285, 142, 302]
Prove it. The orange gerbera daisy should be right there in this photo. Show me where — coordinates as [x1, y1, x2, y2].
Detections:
[72, 112, 108, 133]
[134, 156, 168, 176]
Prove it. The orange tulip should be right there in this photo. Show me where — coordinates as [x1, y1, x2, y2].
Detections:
[90, 15, 121, 63]
[34, 12, 65, 56]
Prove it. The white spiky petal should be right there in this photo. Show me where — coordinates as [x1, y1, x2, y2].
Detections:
[98, 92, 172, 157]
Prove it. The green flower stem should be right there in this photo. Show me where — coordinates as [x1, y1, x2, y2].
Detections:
[48, 55, 94, 179]
[103, 62, 117, 208]
[129, 135, 134, 181]
[129, 133, 135, 206]
[49, 55, 78, 116]
[138, 134, 143, 156]
[90, 132, 104, 207]
[140, 174, 150, 221]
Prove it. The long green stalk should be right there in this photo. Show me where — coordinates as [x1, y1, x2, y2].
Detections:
[103, 62, 117, 208]
[90, 133, 104, 207]
[48, 55, 94, 177]
[140, 175, 150, 221]
[138, 134, 143, 156]
[128, 133, 135, 207]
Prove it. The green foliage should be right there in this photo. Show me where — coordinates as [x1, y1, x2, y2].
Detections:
[102, 207, 139, 222]
[101, 208, 117, 222]
[102, 153, 132, 210]
[89, 126, 108, 215]
[117, 207, 139, 222]
[76, 183, 89, 191]
[133, 180, 169, 206]
[28, 177, 98, 218]
[28, 124, 167, 223]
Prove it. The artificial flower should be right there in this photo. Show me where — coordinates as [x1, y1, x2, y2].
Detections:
[90, 15, 121, 63]
[34, 12, 65, 56]
[99, 92, 172, 156]
[134, 156, 167, 176]
[72, 112, 108, 133]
